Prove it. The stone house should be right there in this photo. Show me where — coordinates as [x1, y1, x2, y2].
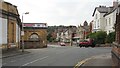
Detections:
[23, 23, 47, 48]
[0, 1, 21, 50]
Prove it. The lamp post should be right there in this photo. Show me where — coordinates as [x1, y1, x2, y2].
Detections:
[21, 12, 29, 52]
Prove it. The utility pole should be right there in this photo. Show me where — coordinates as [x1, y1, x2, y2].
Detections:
[21, 12, 29, 52]
[69, 26, 73, 46]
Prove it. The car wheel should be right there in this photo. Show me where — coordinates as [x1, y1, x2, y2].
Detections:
[79, 44, 82, 48]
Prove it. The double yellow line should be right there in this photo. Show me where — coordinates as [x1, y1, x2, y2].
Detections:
[74, 57, 94, 68]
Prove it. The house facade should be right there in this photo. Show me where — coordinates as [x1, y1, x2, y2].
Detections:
[23, 23, 47, 48]
[55, 26, 77, 45]
[104, 8, 117, 34]
[92, 1, 118, 34]
[92, 6, 107, 32]
[0, 1, 21, 50]
[59, 29, 70, 43]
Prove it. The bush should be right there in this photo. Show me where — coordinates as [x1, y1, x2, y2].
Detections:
[47, 33, 55, 42]
[87, 31, 107, 44]
[106, 32, 115, 43]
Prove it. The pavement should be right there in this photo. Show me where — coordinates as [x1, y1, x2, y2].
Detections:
[1, 49, 30, 59]
[74, 53, 117, 68]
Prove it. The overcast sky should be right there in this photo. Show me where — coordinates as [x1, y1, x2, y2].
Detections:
[3, 0, 118, 26]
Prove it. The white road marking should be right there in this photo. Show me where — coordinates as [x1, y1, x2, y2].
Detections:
[22, 56, 48, 66]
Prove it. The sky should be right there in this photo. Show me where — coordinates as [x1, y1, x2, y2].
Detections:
[3, 0, 118, 26]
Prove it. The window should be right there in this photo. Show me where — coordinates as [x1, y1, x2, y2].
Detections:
[37, 24, 40, 26]
[106, 19, 107, 26]
[98, 20, 99, 28]
[109, 18, 111, 26]
[11, 22, 14, 43]
[94, 22, 96, 28]
[96, 14, 97, 19]
[109, 30, 110, 33]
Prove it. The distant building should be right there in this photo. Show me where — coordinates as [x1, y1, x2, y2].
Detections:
[56, 25, 77, 43]
[59, 28, 70, 42]
[0, 1, 21, 50]
[23, 23, 47, 48]
[77, 21, 91, 39]
[92, 1, 119, 34]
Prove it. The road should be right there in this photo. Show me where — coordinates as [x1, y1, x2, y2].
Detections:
[2, 45, 112, 68]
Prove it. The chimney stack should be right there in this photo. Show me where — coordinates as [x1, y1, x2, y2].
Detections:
[113, 1, 118, 8]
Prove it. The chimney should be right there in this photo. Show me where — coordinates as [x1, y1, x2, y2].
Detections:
[113, 1, 118, 8]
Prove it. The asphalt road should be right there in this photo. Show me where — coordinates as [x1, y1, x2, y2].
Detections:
[2, 45, 112, 67]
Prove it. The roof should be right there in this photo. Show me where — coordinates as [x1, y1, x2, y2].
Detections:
[92, 6, 113, 16]
[83, 21, 88, 26]
[104, 8, 116, 17]
[79, 25, 90, 32]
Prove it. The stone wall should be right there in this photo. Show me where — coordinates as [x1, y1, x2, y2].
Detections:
[0, 1, 21, 50]
[22, 28, 47, 48]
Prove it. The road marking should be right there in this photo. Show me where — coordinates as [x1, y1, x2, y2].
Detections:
[22, 56, 48, 66]
[74, 57, 94, 68]
[74, 53, 110, 68]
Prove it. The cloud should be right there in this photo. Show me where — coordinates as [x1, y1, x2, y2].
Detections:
[4, 0, 113, 26]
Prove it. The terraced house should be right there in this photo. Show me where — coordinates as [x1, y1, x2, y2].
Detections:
[0, 1, 21, 50]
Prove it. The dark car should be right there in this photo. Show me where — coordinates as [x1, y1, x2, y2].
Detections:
[79, 39, 95, 47]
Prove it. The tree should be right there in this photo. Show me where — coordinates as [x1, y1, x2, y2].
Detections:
[87, 32, 96, 39]
[47, 33, 52, 42]
[106, 32, 115, 43]
[87, 31, 107, 44]
[95, 31, 107, 44]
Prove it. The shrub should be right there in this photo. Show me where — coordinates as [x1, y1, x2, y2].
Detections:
[87, 31, 107, 44]
[106, 32, 115, 43]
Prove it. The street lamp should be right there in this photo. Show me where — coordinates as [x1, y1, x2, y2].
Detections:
[21, 12, 29, 52]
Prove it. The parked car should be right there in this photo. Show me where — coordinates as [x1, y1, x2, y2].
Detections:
[79, 39, 95, 47]
[60, 42, 66, 46]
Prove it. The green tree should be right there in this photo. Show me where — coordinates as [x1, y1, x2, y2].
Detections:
[87, 31, 107, 44]
[106, 32, 115, 43]
[87, 32, 96, 39]
[47, 33, 52, 42]
[95, 31, 107, 44]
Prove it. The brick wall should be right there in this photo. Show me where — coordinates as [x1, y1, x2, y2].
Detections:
[112, 12, 120, 67]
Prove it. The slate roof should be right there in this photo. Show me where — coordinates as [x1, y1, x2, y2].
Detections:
[92, 6, 114, 17]
[104, 8, 116, 17]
